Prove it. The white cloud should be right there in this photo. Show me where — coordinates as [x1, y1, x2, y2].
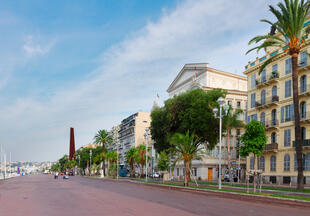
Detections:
[0, 0, 279, 161]
[23, 35, 56, 56]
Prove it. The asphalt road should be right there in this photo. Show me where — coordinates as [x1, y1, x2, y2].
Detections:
[0, 175, 309, 216]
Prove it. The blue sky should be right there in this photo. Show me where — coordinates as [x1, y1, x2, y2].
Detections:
[0, 0, 279, 161]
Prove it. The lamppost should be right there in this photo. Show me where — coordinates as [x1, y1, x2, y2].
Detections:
[144, 128, 150, 182]
[213, 97, 229, 189]
[117, 139, 119, 180]
[89, 149, 92, 176]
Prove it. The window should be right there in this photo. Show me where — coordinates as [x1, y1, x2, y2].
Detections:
[270, 155, 276, 171]
[261, 69, 266, 83]
[294, 154, 297, 171]
[284, 154, 290, 171]
[251, 74, 256, 89]
[251, 93, 256, 108]
[259, 156, 265, 171]
[300, 52, 307, 67]
[192, 167, 197, 176]
[271, 109, 277, 124]
[237, 101, 241, 109]
[260, 112, 265, 126]
[271, 132, 277, 144]
[281, 104, 294, 122]
[300, 75, 307, 93]
[285, 80, 292, 98]
[284, 129, 291, 147]
[177, 168, 179, 176]
[285, 58, 292, 74]
[272, 64, 278, 72]
[236, 129, 241, 136]
[272, 85, 277, 97]
[301, 127, 306, 140]
[305, 153, 310, 171]
[250, 114, 257, 121]
[250, 157, 254, 170]
[300, 101, 306, 120]
[261, 90, 266, 105]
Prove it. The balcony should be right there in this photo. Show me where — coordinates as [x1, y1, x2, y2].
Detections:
[300, 112, 310, 124]
[264, 143, 278, 152]
[255, 72, 279, 88]
[255, 96, 279, 109]
[293, 139, 310, 148]
[298, 61, 310, 72]
[264, 119, 279, 130]
[299, 84, 310, 97]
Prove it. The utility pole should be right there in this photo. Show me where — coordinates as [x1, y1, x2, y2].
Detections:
[4, 153, 6, 180]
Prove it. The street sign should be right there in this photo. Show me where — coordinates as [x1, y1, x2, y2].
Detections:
[231, 161, 236, 164]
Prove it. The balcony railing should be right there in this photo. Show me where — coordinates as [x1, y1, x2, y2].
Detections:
[255, 96, 279, 108]
[255, 72, 279, 88]
[293, 139, 310, 147]
[263, 119, 279, 129]
[264, 143, 278, 152]
[299, 84, 310, 96]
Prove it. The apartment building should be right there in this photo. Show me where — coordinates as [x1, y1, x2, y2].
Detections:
[118, 112, 151, 165]
[167, 63, 247, 181]
[244, 34, 310, 184]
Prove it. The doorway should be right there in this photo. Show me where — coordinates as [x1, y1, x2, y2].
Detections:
[208, 168, 213, 180]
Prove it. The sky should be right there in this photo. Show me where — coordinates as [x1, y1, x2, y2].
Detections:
[0, 0, 279, 162]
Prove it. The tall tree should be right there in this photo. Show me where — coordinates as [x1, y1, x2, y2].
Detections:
[94, 129, 111, 176]
[247, 0, 310, 190]
[134, 145, 148, 177]
[240, 120, 267, 193]
[170, 131, 204, 186]
[223, 108, 244, 182]
[125, 147, 138, 177]
[150, 88, 226, 153]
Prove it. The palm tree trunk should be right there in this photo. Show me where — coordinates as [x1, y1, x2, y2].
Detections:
[253, 155, 257, 193]
[292, 54, 304, 190]
[102, 140, 106, 176]
[226, 128, 232, 183]
[184, 160, 190, 186]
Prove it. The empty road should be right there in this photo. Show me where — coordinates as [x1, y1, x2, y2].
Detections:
[0, 175, 309, 216]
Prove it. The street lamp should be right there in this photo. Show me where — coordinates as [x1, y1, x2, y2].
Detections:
[144, 128, 150, 182]
[77, 155, 81, 175]
[117, 138, 119, 180]
[89, 149, 92, 176]
[213, 97, 228, 189]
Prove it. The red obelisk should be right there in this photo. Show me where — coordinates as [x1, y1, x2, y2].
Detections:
[69, 127, 76, 161]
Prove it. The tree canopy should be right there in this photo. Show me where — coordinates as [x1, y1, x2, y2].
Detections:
[150, 88, 226, 153]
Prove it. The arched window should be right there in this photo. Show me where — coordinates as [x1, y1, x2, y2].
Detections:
[301, 127, 306, 140]
[300, 75, 307, 93]
[270, 155, 276, 171]
[271, 132, 277, 144]
[250, 157, 254, 170]
[284, 154, 290, 171]
[260, 112, 265, 126]
[261, 90, 266, 105]
[300, 101, 306, 119]
[272, 85, 277, 98]
[305, 153, 310, 171]
[261, 69, 266, 83]
[259, 156, 265, 171]
[271, 109, 277, 125]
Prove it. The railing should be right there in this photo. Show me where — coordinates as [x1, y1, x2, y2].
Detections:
[255, 96, 279, 108]
[264, 143, 278, 151]
[299, 84, 310, 95]
[255, 73, 279, 87]
[293, 139, 310, 147]
[264, 119, 279, 128]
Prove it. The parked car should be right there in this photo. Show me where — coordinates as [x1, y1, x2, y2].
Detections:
[224, 173, 230, 182]
[149, 172, 160, 178]
[63, 175, 69, 179]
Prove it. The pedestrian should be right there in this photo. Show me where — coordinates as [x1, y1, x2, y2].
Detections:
[54, 172, 59, 179]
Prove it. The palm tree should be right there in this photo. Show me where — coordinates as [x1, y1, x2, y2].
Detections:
[126, 147, 138, 177]
[94, 129, 111, 176]
[135, 145, 147, 177]
[106, 151, 117, 177]
[170, 131, 204, 186]
[223, 108, 244, 183]
[247, 0, 310, 190]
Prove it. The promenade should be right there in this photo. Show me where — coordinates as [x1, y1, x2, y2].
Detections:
[0, 175, 310, 216]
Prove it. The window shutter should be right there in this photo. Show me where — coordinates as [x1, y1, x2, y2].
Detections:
[281, 106, 284, 122]
[290, 104, 294, 119]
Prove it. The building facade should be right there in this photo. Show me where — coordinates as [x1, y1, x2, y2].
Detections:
[167, 63, 248, 181]
[244, 37, 310, 184]
[118, 112, 152, 165]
